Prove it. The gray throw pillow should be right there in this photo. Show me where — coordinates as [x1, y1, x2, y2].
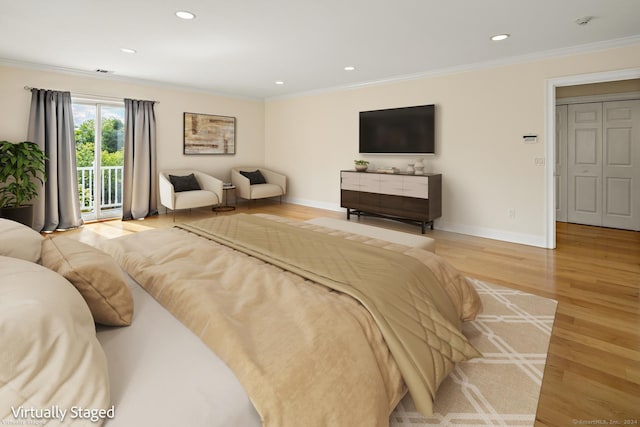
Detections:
[239, 170, 267, 185]
[169, 173, 201, 192]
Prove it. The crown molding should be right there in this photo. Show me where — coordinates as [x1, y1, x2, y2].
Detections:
[0, 58, 261, 102]
[267, 35, 640, 102]
[3, 34, 640, 103]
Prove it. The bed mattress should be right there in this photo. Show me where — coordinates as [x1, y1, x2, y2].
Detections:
[97, 274, 261, 427]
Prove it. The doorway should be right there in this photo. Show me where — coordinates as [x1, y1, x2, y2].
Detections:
[544, 69, 640, 248]
[556, 95, 640, 230]
[72, 100, 125, 221]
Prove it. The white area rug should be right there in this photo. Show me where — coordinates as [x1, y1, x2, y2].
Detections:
[390, 279, 557, 427]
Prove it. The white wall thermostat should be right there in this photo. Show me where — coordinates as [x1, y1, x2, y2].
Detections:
[523, 134, 538, 143]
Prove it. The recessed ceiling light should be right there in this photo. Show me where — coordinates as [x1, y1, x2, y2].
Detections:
[120, 48, 137, 54]
[344, 66, 356, 71]
[275, 81, 284, 85]
[490, 34, 510, 41]
[176, 10, 196, 20]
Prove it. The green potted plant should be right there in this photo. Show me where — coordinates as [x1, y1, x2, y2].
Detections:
[0, 140, 46, 227]
[354, 159, 369, 172]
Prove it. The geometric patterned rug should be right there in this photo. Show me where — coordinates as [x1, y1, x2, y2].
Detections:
[390, 279, 557, 427]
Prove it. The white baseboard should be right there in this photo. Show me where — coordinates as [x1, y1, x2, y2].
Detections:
[285, 197, 343, 213]
[288, 197, 548, 248]
[435, 221, 548, 248]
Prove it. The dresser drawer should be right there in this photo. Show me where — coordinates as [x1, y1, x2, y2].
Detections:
[358, 173, 380, 192]
[402, 178, 429, 199]
[341, 172, 360, 191]
[379, 175, 404, 196]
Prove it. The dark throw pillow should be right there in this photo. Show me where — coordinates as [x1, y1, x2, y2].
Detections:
[169, 173, 201, 192]
[239, 170, 267, 185]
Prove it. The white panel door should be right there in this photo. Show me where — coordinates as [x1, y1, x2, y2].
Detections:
[602, 100, 640, 230]
[568, 103, 603, 226]
[555, 105, 568, 222]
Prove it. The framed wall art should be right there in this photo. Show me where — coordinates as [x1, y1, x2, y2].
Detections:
[183, 112, 236, 155]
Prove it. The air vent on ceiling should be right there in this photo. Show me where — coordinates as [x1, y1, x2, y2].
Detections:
[575, 16, 593, 26]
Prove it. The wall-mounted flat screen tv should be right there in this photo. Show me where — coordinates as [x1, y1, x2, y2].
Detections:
[359, 104, 435, 154]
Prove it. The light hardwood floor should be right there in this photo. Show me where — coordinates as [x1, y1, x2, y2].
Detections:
[69, 202, 640, 426]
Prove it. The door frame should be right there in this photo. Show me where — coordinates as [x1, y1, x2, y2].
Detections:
[544, 68, 640, 249]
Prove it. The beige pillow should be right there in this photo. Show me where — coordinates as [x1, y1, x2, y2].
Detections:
[0, 256, 110, 423]
[41, 236, 133, 326]
[0, 218, 43, 262]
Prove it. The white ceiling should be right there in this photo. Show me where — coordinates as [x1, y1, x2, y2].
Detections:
[1, 0, 639, 99]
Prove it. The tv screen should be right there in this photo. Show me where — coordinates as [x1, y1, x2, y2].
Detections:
[359, 104, 435, 154]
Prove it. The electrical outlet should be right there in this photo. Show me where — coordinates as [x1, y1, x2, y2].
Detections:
[534, 157, 545, 166]
[508, 208, 516, 219]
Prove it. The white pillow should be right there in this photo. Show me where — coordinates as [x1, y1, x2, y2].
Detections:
[0, 218, 43, 262]
[0, 256, 111, 425]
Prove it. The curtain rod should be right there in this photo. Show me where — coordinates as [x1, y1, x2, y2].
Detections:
[23, 86, 159, 104]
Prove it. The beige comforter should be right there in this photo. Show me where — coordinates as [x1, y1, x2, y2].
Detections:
[102, 214, 481, 426]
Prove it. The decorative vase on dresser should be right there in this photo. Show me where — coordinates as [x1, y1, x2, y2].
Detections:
[413, 158, 425, 175]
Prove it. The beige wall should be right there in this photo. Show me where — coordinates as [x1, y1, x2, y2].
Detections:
[265, 44, 640, 246]
[0, 65, 265, 184]
[3, 43, 640, 246]
[556, 78, 640, 98]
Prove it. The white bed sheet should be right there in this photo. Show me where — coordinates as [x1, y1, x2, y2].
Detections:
[97, 274, 261, 427]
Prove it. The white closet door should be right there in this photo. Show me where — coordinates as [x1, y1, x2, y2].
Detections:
[555, 105, 568, 222]
[602, 100, 640, 231]
[568, 103, 603, 226]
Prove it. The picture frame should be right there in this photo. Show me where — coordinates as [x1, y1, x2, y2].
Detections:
[183, 112, 236, 155]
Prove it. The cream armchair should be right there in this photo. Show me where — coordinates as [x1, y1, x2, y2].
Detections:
[159, 170, 223, 221]
[231, 167, 287, 206]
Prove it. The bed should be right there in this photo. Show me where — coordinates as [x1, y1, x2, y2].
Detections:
[101, 213, 482, 426]
[0, 214, 481, 427]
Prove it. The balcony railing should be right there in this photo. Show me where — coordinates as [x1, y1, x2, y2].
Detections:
[77, 166, 123, 212]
